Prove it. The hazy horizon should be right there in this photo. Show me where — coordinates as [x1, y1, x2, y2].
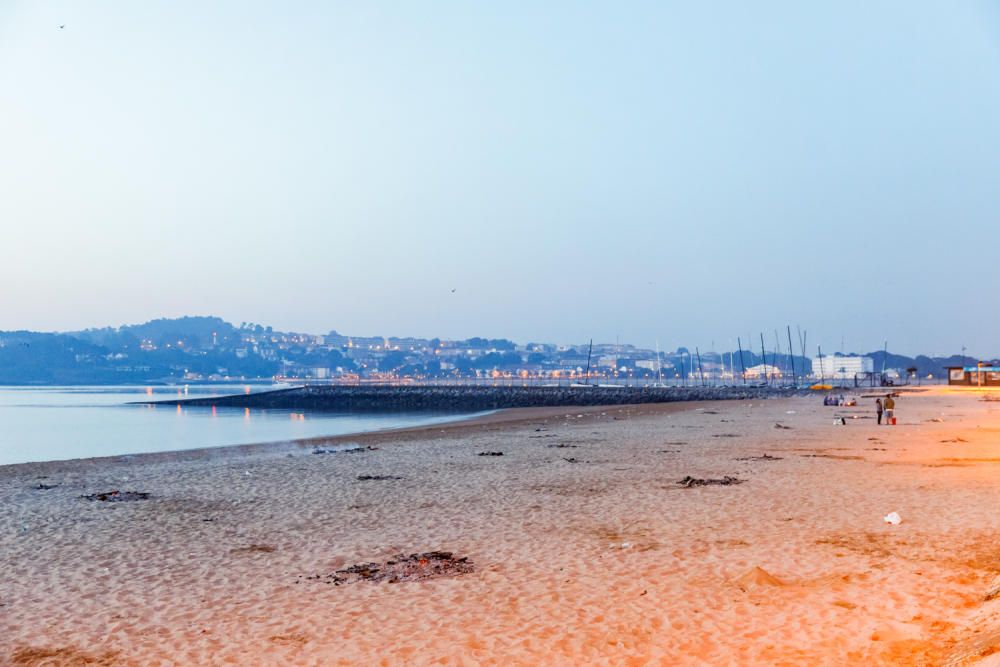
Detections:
[2, 2, 998, 357]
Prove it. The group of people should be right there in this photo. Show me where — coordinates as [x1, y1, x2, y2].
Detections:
[823, 392, 897, 425]
[875, 394, 896, 425]
[823, 394, 857, 407]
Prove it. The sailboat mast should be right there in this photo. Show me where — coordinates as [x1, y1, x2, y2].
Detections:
[655, 339, 663, 385]
[760, 333, 769, 386]
[787, 325, 797, 386]
[737, 337, 747, 385]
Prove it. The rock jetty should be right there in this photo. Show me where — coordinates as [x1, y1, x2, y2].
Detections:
[152, 384, 801, 412]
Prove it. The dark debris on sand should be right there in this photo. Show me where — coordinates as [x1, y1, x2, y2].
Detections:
[313, 445, 376, 455]
[232, 543, 276, 554]
[477, 451, 504, 456]
[81, 490, 150, 502]
[357, 475, 403, 481]
[734, 454, 783, 462]
[547, 443, 578, 448]
[34, 483, 60, 490]
[678, 476, 745, 487]
[300, 551, 474, 586]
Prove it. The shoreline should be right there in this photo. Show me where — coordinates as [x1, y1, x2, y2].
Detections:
[3, 387, 928, 472]
[0, 401, 701, 474]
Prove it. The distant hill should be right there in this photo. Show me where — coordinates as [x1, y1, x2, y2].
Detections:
[71, 316, 238, 350]
[0, 331, 129, 384]
[0, 317, 275, 384]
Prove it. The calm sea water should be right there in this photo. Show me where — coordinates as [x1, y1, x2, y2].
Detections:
[0, 385, 476, 466]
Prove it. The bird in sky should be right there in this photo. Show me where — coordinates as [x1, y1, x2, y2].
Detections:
[450, 289, 456, 293]
[59, 24, 65, 29]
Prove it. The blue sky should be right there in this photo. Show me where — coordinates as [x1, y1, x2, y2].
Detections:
[1, 1, 997, 356]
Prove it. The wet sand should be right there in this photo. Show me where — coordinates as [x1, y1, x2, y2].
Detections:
[3, 387, 1000, 665]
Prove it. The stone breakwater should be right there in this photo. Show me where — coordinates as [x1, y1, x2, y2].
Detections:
[153, 384, 802, 412]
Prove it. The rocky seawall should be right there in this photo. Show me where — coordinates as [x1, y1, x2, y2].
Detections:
[153, 384, 803, 412]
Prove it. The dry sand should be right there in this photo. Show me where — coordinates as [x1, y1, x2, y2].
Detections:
[4, 387, 1000, 665]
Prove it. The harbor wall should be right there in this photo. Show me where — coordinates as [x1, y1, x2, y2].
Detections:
[156, 384, 802, 412]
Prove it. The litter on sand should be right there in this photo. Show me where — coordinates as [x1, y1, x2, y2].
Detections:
[884, 511, 902, 525]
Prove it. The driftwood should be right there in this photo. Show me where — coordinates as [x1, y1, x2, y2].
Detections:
[81, 490, 150, 502]
[313, 446, 374, 455]
[678, 476, 744, 488]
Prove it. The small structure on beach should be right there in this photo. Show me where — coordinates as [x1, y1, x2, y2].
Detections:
[944, 365, 1000, 386]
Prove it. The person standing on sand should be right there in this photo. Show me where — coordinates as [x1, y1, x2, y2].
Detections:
[876, 398, 883, 425]
[884, 394, 895, 424]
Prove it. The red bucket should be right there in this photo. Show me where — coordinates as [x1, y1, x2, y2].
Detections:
[891, 417, 897, 426]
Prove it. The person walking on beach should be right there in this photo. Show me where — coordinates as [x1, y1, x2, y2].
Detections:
[876, 398, 884, 425]
[884, 394, 895, 425]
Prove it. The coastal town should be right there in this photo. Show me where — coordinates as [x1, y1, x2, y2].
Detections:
[0, 316, 979, 386]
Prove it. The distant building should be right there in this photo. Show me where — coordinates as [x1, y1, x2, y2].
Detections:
[811, 355, 873, 380]
[945, 365, 1000, 386]
[745, 363, 782, 379]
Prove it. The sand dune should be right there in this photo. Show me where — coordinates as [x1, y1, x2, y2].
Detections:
[3, 387, 1000, 664]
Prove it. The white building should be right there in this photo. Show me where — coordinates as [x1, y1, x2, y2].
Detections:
[745, 363, 783, 379]
[810, 355, 874, 380]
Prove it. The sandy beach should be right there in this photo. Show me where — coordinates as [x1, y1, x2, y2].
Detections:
[4, 387, 1000, 665]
